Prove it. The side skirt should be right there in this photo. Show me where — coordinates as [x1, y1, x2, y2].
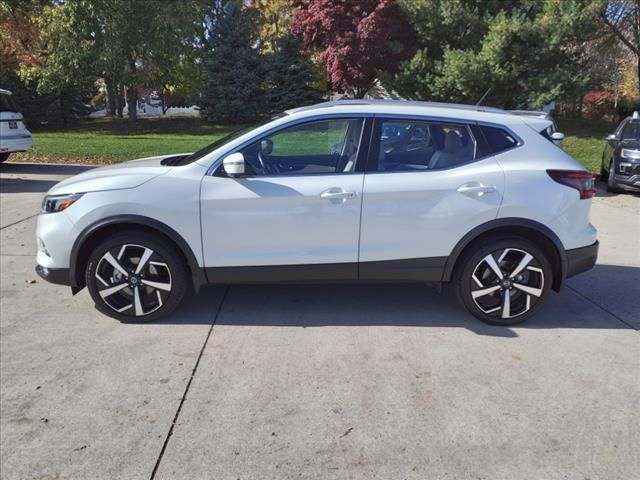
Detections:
[204, 257, 447, 284]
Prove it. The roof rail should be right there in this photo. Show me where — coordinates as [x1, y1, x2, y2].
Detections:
[285, 99, 508, 115]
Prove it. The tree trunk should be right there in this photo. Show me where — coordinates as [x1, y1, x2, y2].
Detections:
[161, 90, 167, 115]
[116, 83, 125, 118]
[106, 82, 116, 116]
[60, 91, 67, 128]
[126, 86, 138, 123]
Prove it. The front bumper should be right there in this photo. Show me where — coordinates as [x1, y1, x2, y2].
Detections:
[565, 241, 599, 279]
[611, 173, 640, 192]
[35, 264, 72, 286]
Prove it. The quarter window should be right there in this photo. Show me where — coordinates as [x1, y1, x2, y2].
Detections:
[238, 118, 364, 176]
[480, 126, 518, 154]
[375, 120, 476, 172]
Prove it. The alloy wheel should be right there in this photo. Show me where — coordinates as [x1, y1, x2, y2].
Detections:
[94, 244, 172, 317]
[470, 248, 544, 320]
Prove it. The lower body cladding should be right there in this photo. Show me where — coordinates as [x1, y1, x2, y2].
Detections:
[37, 242, 599, 289]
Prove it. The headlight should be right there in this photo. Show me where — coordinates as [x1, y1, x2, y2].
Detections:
[621, 148, 640, 159]
[41, 193, 84, 214]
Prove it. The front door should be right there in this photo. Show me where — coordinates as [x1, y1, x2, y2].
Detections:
[200, 117, 368, 281]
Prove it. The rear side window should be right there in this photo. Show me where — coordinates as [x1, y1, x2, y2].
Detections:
[480, 126, 518, 154]
[374, 120, 476, 172]
[0, 94, 18, 112]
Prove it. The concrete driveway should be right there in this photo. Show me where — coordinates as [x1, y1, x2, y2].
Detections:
[1, 162, 638, 480]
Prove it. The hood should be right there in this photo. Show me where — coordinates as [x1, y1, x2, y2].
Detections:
[47, 153, 190, 196]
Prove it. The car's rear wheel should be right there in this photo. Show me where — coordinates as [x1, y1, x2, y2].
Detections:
[85, 231, 189, 323]
[0, 153, 10, 163]
[454, 237, 552, 326]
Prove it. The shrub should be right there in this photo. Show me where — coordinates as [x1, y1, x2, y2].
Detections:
[582, 91, 614, 120]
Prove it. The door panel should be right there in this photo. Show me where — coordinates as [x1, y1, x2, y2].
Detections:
[360, 159, 505, 265]
[359, 159, 505, 265]
[200, 174, 364, 275]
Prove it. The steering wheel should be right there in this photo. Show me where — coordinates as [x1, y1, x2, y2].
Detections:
[257, 150, 280, 175]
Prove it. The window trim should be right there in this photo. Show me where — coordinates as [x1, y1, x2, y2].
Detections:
[209, 114, 373, 178]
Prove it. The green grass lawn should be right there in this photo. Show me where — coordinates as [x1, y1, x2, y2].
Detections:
[11, 115, 616, 173]
[557, 118, 616, 174]
[13, 117, 238, 164]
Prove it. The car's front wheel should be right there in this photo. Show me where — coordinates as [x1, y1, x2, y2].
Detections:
[607, 160, 621, 193]
[454, 237, 552, 326]
[0, 152, 10, 163]
[85, 231, 189, 322]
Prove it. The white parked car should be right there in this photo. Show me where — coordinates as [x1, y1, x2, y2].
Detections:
[35, 100, 598, 325]
[0, 89, 32, 162]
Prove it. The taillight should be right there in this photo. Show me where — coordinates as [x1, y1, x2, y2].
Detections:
[546, 170, 596, 199]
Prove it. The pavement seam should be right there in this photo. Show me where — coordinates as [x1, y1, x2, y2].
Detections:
[149, 286, 230, 479]
[0, 214, 39, 231]
[566, 284, 638, 331]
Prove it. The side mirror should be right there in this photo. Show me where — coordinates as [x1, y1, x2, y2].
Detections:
[551, 132, 565, 141]
[606, 134, 616, 141]
[223, 152, 246, 177]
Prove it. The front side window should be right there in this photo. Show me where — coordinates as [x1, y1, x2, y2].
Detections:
[238, 118, 364, 176]
[376, 120, 476, 172]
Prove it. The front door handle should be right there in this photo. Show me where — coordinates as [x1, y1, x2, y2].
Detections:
[320, 188, 358, 202]
[457, 182, 496, 198]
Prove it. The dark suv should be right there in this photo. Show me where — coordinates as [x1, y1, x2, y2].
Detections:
[601, 111, 640, 193]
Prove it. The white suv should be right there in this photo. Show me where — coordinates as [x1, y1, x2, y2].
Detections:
[35, 100, 598, 325]
[0, 88, 32, 162]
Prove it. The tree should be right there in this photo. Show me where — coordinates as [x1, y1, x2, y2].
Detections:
[291, 0, 416, 98]
[598, 1, 639, 96]
[24, 0, 207, 122]
[251, 0, 295, 53]
[200, 1, 264, 124]
[386, 1, 602, 109]
[265, 33, 323, 113]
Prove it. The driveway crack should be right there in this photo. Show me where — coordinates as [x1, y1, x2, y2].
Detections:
[567, 284, 638, 331]
[150, 286, 230, 479]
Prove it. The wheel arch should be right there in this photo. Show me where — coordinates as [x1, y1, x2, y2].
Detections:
[443, 218, 568, 292]
[70, 215, 205, 292]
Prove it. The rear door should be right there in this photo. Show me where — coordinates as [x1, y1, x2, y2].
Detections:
[358, 117, 507, 281]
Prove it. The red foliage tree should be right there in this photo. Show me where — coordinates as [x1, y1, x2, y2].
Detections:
[291, 0, 415, 98]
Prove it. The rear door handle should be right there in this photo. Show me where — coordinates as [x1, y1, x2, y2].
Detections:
[457, 182, 496, 197]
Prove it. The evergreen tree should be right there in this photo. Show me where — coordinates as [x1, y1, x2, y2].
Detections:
[200, 1, 264, 124]
[265, 34, 323, 114]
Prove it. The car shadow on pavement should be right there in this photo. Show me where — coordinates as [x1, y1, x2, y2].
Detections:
[157, 264, 639, 336]
[0, 178, 60, 193]
[0, 162, 95, 176]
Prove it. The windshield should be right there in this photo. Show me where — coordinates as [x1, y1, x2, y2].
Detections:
[621, 121, 640, 141]
[0, 93, 18, 112]
[172, 113, 288, 166]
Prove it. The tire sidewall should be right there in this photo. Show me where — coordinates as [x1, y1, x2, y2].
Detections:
[85, 231, 188, 323]
[454, 237, 553, 326]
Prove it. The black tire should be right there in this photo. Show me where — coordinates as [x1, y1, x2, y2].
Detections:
[607, 160, 620, 193]
[454, 236, 553, 326]
[0, 152, 10, 163]
[599, 160, 608, 181]
[85, 230, 189, 323]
